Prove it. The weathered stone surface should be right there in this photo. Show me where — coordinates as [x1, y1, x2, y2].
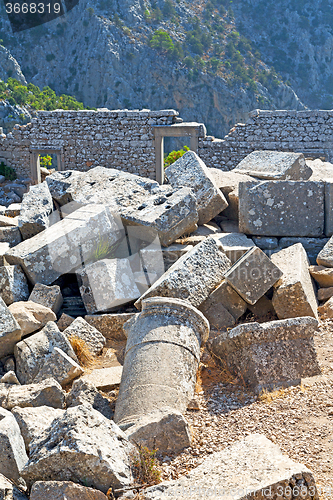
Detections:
[78, 258, 141, 314]
[29, 284, 63, 314]
[114, 298, 209, 428]
[0, 297, 21, 358]
[192, 222, 221, 237]
[317, 236, 333, 267]
[279, 237, 328, 265]
[199, 280, 247, 330]
[12, 406, 64, 452]
[0, 215, 18, 227]
[165, 151, 228, 225]
[234, 151, 311, 180]
[252, 236, 279, 250]
[46, 170, 83, 205]
[56, 313, 74, 331]
[33, 347, 83, 387]
[2, 378, 65, 410]
[0, 371, 20, 385]
[224, 247, 282, 305]
[213, 232, 254, 264]
[162, 244, 192, 271]
[310, 265, 333, 287]
[0, 226, 22, 247]
[271, 244, 318, 320]
[21, 404, 135, 493]
[318, 296, 333, 318]
[209, 317, 320, 392]
[239, 180, 325, 237]
[81, 366, 123, 390]
[0, 407, 28, 482]
[248, 295, 275, 318]
[9, 301, 56, 336]
[0, 265, 29, 305]
[29, 481, 108, 500]
[126, 409, 192, 454]
[18, 182, 53, 240]
[135, 237, 231, 310]
[14, 321, 78, 385]
[143, 434, 318, 500]
[5, 204, 124, 285]
[66, 379, 113, 419]
[63, 317, 106, 355]
[0, 242, 9, 266]
[0, 472, 28, 500]
[318, 287, 333, 301]
[85, 313, 136, 340]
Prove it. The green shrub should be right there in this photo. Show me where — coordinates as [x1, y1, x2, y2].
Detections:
[0, 162, 17, 180]
[164, 145, 190, 168]
[150, 30, 174, 55]
[131, 445, 161, 485]
[40, 155, 52, 168]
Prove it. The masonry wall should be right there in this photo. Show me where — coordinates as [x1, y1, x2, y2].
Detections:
[0, 109, 178, 180]
[198, 109, 333, 171]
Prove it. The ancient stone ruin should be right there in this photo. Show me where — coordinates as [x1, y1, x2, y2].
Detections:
[0, 108, 333, 498]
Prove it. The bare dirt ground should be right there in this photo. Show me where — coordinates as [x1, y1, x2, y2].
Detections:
[157, 319, 333, 498]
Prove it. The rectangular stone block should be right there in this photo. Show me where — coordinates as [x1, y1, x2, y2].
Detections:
[165, 151, 228, 225]
[135, 237, 232, 310]
[5, 204, 124, 285]
[209, 316, 320, 392]
[224, 247, 282, 305]
[213, 232, 254, 264]
[0, 264, 29, 305]
[84, 313, 136, 340]
[29, 283, 63, 314]
[18, 182, 53, 240]
[239, 180, 325, 237]
[0, 296, 21, 358]
[279, 237, 328, 265]
[271, 244, 318, 319]
[233, 150, 312, 180]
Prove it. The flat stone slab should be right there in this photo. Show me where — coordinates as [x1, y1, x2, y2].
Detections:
[0, 378, 65, 410]
[0, 296, 21, 358]
[271, 244, 318, 319]
[5, 204, 124, 285]
[0, 264, 29, 305]
[213, 232, 255, 264]
[135, 237, 232, 310]
[309, 265, 333, 287]
[165, 151, 228, 225]
[29, 283, 63, 314]
[143, 434, 318, 500]
[84, 313, 136, 340]
[239, 180, 325, 237]
[209, 316, 320, 393]
[233, 150, 312, 180]
[81, 366, 123, 390]
[224, 247, 283, 305]
[18, 182, 53, 240]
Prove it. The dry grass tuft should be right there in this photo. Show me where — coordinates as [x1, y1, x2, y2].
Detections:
[259, 386, 289, 403]
[68, 335, 94, 367]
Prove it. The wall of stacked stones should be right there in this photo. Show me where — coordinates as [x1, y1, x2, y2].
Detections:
[0, 109, 178, 180]
[198, 109, 333, 170]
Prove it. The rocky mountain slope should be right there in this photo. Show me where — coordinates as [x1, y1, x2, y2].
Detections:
[0, 0, 312, 137]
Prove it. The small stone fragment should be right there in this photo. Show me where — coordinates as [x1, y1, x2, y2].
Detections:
[2, 378, 65, 410]
[318, 287, 333, 301]
[0, 472, 28, 500]
[0, 371, 20, 385]
[310, 265, 333, 287]
[0, 297, 21, 358]
[0, 242, 9, 266]
[29, 284, 63, 314]
[213, 232, 254, 264]
[66, 379, 113, 420]
[56, 313, 75, 332]
[0, 226, 22, 247]
[0, 407, 28, 482]
[8, 301, 56, 337]
[318, 296, 333, 318]
[63, 317, 106, 355]
[29, 481, 108, 500]
[0, 265, 29, 305]
[33, 347, 84, 387]
[18, 182, 53, 240]
[81, 366, 123, 390]
[84, 313, 136, 340]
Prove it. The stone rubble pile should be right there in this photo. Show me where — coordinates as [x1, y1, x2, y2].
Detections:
[0, 148, 327, 498]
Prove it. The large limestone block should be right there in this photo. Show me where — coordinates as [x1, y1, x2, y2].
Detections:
[0, 265, 29, 305]
[0, 378, 65, 410]
[309, 265, 333, 287]
[199, 280, 247, 330]
[9, 301, 56, 336]
[33, 347, 84, 387]
[85, 312, 136, 340]
[126, 409, 192, 454]
[233, 150, 312, 180]
[66, 379, 113, 420]
[30, 481, 108, 500]
[18, 182, 53, 240]
[21, 404, 135, 493]
[14, 321, 78, 385]
[29, 283, 63, 313]
[165, 151, 228, 225]
[213, 232, 254, 264]
[135, 237, 231, 310]
[317, 236, 333, 267]
[63, 317, 106, 355]
[143, 434, 318, 500]
[0, 472, 28, 499]
[271, 244, 318, 319]
[239, 180, 325, 237]
[12, 406, 64, 452]
[224, 247, 282, 305]
[209, 317, 320, 392]
[0, 297, 21, 358]
[5, 204, 124, 285]
[78, 258, 141, 314]
[0, 408, 28, 482]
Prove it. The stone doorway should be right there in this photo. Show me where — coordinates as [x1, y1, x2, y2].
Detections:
[30, 147, 65, 184]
